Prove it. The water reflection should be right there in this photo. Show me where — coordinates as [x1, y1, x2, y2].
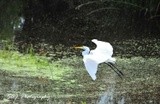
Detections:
[98, 74, 124, 104]
[11, 80, 19, 91]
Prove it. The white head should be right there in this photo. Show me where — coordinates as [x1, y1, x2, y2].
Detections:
[82, 46, 90, 51]
[74, 46, 90, 56]
[91, 39, 98, 43]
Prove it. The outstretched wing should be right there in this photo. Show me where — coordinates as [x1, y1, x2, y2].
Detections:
[91, 39, 113, 57]
[83, 55, 99, 80]
[81, 39, 115, 80]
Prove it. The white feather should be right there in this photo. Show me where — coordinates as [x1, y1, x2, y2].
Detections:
[80, 39, 116, 80]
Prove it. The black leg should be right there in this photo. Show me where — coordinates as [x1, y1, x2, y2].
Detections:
[108, 62, 124, 76]
[106, 63, 123, 79]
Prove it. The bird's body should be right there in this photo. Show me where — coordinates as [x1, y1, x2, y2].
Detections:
[75, 39, 123, 80]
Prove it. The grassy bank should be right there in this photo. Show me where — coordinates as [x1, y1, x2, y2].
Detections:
[0, 50, 72, 80]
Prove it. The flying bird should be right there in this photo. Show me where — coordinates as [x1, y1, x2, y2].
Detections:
[75, 39, 124, 80]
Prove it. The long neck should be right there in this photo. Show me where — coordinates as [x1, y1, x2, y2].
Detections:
[82, 48, 90, 56]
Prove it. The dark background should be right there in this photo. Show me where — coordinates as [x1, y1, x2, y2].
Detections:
[0, 0, 160, 57]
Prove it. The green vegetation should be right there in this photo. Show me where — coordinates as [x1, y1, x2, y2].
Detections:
[0, 49, 159, 86]
[0, 50, 73, 80]
[0, 0, 159, 103]
[0, 48, 160, 103]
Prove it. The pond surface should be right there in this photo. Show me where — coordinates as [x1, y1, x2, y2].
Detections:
[0, 66, 160, 104]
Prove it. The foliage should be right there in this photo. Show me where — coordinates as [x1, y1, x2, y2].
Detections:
[32, 38, 160, 58]
[0, 0, 159, 58]
[10, 0, 160, 47]
[112, 38, 160, 57]
[0, 0, 24, 39]
[71, 0, 160, 39]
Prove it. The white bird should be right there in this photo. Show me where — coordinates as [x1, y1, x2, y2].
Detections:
[75, 39, 124, 80]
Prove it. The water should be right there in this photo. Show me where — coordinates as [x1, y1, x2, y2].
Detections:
[0, 69, 160, 103]
[98, 73, 124, 104]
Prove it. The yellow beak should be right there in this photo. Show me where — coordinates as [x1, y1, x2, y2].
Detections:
[74, 46, 83, 49]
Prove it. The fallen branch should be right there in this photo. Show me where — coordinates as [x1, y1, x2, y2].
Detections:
[87, 7, 118, 15]
[75, 1, 99, 10]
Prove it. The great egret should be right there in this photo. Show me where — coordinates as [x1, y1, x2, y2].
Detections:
[75, 39, 124, 80]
